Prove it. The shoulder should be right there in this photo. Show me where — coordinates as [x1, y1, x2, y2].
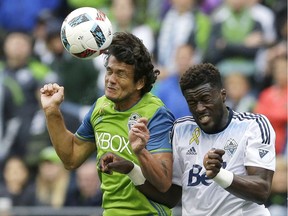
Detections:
[232, 110, 269, 123]
[140, 93, 165, 108]
[173, 116, 197, 133]
[174, 115, 196, 125]
[232, 111, 274, 140]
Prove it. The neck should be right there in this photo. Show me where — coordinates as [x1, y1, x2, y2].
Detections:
[114, 95, 142, 111]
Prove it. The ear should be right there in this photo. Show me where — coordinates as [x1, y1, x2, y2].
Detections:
[221, 88, 227, 102]
[136, 77, 145, 91]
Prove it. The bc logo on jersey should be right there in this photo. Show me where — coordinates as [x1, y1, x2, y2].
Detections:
[187, 162, 227, 186]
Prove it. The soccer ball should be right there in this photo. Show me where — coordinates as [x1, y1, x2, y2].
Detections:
[60, 7, 113, 59]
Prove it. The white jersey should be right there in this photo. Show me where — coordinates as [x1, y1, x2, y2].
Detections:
[172, 108, 276, 216]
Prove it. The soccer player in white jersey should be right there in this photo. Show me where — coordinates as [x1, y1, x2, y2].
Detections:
[136, 63, 275, 216]
[39, 32, 175, 216]
[112, 63, 276, 216]
[172, 62, 276, 216]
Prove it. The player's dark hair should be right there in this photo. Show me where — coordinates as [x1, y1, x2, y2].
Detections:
[105, 32, 159, 96]
[180, 63, 223, 93]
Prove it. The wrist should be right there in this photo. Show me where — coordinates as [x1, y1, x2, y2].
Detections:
[133, 147, 146, 155]
[213, 168, 233, 188]
[44, 106, 61, 116]
[127, 163, 146, 186]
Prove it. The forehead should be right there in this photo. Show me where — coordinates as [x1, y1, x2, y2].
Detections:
[107, 55, 134, 72]
[184, 83, 214, 96]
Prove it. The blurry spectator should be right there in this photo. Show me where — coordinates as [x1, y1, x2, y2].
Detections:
[110, 0, 155, 53]
[205, 0, 264, 79]
[25, 101, 54, 171]
[262, 8, 287, 90]
[224, 72, 257, 112]
[35, 147, 70, 208]
[32, 11, 58, 65]
[0, 156, 36, 206]
[266, 20, 287, 65]
[156, 0, 211, 78]
[247, 0, 277, 79]
[0, 32, 53, 162]
[248, 0, 276, 46]
[0, 0, 62, 33]
[146, 0, 171, 32]
[199, 0, 223, 15]
[44, 19, 100, 128]
[254, 56, 287, 155]
[66, 0, 109, 10]
[266, 155, 287, 216]
[65, 159, 102, 207]
[153, 44, 194, 118]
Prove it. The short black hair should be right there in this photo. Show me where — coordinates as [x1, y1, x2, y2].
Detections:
[180, 63, 223, 93]
[105, 32, 159, 95]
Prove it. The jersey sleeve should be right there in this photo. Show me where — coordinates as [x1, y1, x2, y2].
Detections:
[75, 103, 96, 142]
[171, 124, 183, 186]
[244, 114, 276, 171]
[146, 106, 175, 154]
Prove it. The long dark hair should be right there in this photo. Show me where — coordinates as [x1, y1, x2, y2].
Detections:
[105, 32, 159, 95]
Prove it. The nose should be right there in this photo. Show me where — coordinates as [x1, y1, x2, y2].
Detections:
[106, 73, 116, 84]
[195, 102, 206, 112]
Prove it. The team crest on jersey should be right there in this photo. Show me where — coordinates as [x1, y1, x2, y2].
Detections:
[127, 113, 141, 130]
[224, 138, 238, 156]
[189, 127, 200, 145]
[258, 149, 269, 158]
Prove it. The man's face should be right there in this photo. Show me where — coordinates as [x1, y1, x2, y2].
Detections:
[104, 55, 143, 111]
[184, 83, 227, 133]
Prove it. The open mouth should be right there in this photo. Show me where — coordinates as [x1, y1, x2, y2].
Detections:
[198, 115, 210, 124]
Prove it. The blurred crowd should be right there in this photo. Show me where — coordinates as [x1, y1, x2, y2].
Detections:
[0, 0, 286, 215]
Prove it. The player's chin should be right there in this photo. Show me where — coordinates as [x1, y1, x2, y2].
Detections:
[197, 121, 215, 134]
[105, 91, 118, 102]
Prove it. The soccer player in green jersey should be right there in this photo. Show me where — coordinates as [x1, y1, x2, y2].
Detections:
[40, 32, 175, 216]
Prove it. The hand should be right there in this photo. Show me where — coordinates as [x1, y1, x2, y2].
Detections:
[244, 32, 263, 48]
[40, 83, 64, 111]
[129, 117, 150, 154]
[99, 152, 134, 174]
[203, 149, 225, 179]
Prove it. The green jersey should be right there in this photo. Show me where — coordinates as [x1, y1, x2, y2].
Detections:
[76, 93, 175, 216]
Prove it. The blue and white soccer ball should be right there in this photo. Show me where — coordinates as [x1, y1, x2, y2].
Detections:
[60, 7, 113, 59]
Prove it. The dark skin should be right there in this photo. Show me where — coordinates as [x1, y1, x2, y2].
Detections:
[100, 83, 274, 208]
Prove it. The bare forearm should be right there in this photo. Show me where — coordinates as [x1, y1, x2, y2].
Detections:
[227, 174, 272, 204]
[137, 182, 181, 208]
[136, 150, 172, 192]
[45, 109, 76, 166]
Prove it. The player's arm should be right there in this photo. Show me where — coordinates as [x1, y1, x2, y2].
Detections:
[227, 166, 274, 204]
[137, 181, 182, 208]
[133, 149, 172, 193]
[130, 113, 174, 193]
[99, 152, 181, 208]
[40, 83, 96, 169]
[204, 149, 274, 204]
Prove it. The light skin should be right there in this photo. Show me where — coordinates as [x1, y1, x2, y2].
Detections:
[101, 56, 172, 192]
[40, 55, 172, 192]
